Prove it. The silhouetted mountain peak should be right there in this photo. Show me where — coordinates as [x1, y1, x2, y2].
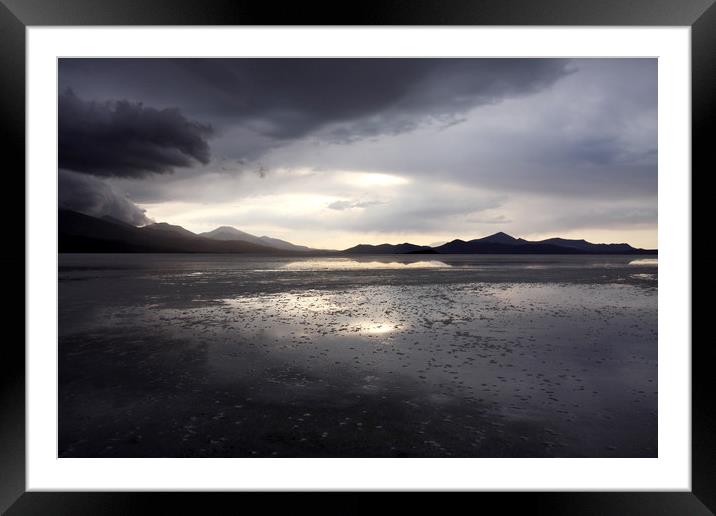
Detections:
[142, 222, 196, 238]
[200, 225, 316, 252]
[199, 226, 260, 242]
[477, 231, 519, 244]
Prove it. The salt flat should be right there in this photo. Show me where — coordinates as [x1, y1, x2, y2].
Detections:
[58, 254, 657, 457]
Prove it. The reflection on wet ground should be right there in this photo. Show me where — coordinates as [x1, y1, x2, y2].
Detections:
[59, 254, 657, 457]
[629, 258, 658, 266]
[281, 259, 449, 270]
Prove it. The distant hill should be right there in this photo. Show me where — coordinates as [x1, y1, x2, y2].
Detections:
[199, 226, 262, 243]
[476, 231, 528, 245]
[342, 242, 433, 254]
[433, 239, 583, 254]
[143, 222, 197, 239]
[199, 226, 313, 252]
[533, 237, 637, 253]
[59, 210, 294, 254]
[345, 232, 657, 255]
[257, 236, 313, 252]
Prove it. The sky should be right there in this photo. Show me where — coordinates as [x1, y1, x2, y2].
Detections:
[58, 58, 657, 249]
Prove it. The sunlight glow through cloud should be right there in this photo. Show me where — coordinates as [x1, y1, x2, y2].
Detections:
[339, 172, 410, 188]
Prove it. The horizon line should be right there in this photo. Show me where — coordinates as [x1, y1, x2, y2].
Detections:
[61, 209, 656, 250]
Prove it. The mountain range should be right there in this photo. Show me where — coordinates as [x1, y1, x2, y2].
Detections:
[59, 210, 309, 254]
[342, 231, 656, 255]
[59, 210, 656, 255]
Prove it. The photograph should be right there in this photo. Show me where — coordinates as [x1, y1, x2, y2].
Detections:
[57, 57, 658, 459]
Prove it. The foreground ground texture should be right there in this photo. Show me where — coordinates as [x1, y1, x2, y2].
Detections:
[59, 254, 657, 457]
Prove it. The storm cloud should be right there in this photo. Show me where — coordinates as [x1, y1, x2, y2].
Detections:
[59, 169, 152, 225]
[60, 59, 572, 156]
[59, 89, 214, 178]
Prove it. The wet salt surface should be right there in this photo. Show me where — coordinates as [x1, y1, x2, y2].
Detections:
[59, 254, 657, 457]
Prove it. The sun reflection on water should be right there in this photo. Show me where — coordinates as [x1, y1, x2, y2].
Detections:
[356, 321, 399, 335]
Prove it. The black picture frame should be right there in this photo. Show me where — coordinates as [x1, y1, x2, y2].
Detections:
[1, 1, 707, 513]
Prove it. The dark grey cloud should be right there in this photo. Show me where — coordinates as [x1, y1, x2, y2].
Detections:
[59, 169, 152, 225]
[59, 58, 573, 156]
[255, 59, 657, 200]
[59, 89, 214, 178]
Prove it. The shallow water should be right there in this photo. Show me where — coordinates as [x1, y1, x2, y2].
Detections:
[59, 254, 657, 457]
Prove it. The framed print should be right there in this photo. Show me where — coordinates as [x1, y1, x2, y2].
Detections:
[1, 0, 710, 513]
